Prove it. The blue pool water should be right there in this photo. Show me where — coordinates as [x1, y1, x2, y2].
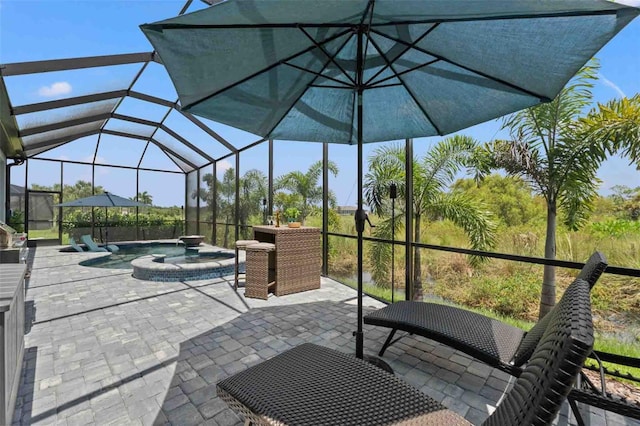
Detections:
[79, 243, 190, 269]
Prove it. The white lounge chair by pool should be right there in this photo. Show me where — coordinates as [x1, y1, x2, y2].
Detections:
[80, 234, 119, 252]
[68, 237, 84, 252]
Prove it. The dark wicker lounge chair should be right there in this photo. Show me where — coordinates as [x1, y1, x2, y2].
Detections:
[363, 251, 640, 423]
[217, 277, 594, 425]
[363, 251, 607, 376]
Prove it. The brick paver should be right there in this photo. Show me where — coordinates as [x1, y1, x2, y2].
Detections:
[11, 245, 636, 425]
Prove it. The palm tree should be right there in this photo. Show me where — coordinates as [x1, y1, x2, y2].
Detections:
[479, 61, 608, 318]
[135, 191, 153, 205]
[201, 168, 235, 248]
[198, 168, 268, 243]
[364, 137, 496, 300]
[274, 160, 339, 224]
[238, 169, 268, 238]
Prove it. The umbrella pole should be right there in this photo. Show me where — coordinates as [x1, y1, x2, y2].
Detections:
[105, 206, 108, 247]
[355, 26, 365, 360]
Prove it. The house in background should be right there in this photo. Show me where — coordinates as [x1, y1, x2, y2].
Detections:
[337, 206, 358, 215]
[9, 184, 25, 216]
[9, 184, 53, 231]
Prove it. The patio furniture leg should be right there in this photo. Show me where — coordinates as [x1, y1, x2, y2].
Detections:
[234, 246, 239, 290]
[379, 328, 398, 356]
[234, 240, 259, 290]
[568, 396, 586, 426]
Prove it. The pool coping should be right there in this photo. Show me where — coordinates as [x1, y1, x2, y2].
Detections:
[131, 246, 242, 282]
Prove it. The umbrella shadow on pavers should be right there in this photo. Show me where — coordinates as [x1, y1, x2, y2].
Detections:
[155, 300, 510, 426]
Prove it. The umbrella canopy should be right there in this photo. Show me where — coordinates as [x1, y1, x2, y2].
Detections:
[56, 192, 151, 246]
[56, 192, 150, 208]
[142, 0, 638, 144]
[141, 0, 639, 358]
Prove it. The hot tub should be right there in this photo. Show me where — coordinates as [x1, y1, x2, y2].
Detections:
[131, 246, 241, 282]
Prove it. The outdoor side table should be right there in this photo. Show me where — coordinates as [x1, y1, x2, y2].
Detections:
[217, 343, 468, 425]
[252, 225, 321, 296]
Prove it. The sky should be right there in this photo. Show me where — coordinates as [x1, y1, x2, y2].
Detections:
[1, 1, 639, 207]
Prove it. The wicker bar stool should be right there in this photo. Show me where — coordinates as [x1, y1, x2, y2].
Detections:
[245, 242, 277, 300]
[234, 239, 259, 290]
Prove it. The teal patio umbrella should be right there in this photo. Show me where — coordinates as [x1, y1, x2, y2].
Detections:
[56, 192, 150, 246]
[141, 0, 638, 358]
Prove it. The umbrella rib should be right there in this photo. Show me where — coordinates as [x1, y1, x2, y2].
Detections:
[369, 59, 439, 88]
[363, 82, 403, 89]
[372, 8, 623, 26]
[282, 62, 351, 88]
[151, 8, 621, 30]
[363, 23, 439, 87]
[367, 35, 443, 135]
[369, 28, 551, 102]
[105, 192, 115, 207]
[182, 29, 352, 111]
[298, 27, 356, 86]
[308, 84, 354, 89]
[262, 31, 357, 139]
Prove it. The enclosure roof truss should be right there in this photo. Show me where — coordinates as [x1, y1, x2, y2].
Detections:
[0, 49, 247, 173]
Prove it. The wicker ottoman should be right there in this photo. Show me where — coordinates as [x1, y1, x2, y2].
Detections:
[234, 239, 259, 290]
[245, 242, 276, 299]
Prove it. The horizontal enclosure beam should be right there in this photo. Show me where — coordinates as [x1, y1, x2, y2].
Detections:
[112, 113, 160, 129]
[160, 124, 215, 163]
[325, 231, 640, 278]
[1, 52, 157, 76]
[129, 91, 177, 108]
[32, 155, 184, 174]
[13, 90, 128, 115]
[24, 129, 99, 151]
[20, 112, 111, 137]
[180, 111, 237, 153]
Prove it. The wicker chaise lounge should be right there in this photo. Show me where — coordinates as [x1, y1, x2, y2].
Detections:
[217, 277, 594, 425]
[363, 251, 640, 422]
[363, 251, 606, 375]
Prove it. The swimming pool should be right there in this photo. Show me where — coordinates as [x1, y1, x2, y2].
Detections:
[78, 243, 188, 269]
[79, 242, 241, 281]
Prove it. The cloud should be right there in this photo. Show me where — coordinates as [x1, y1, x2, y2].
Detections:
[598, 73, 626, 99]
[217, 159, 232, 172]
[38, 81, 72, 97]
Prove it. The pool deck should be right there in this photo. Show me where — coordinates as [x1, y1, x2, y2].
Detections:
[12, 244, 638, 425]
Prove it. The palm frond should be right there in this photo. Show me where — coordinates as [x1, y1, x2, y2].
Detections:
[501, 59, 599, 153]
[364, 144, 405, 216]
[421, 136, 478, 193]
[427, 192, 497, 257]
[368, 217, 397, 287]
[558, 175, 600, 230]
[485, 139, 548, 195]
[582, 94, 640, 163]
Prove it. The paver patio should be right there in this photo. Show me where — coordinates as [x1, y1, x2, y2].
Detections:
[11, 245, 638, 425]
